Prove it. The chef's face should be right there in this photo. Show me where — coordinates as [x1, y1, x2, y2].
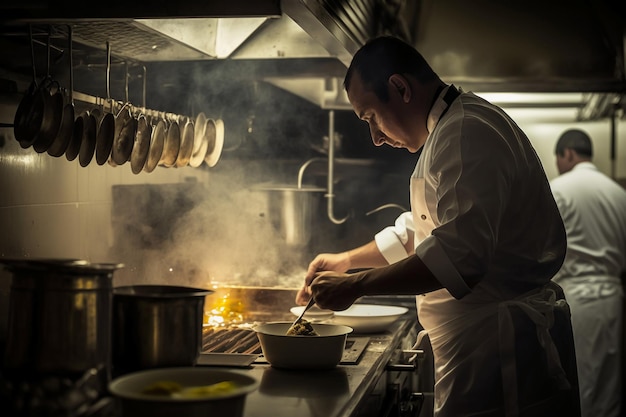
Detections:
[347, 72, 421, 153]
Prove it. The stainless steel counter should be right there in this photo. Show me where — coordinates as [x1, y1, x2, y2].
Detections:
[234, 319, 415, 417]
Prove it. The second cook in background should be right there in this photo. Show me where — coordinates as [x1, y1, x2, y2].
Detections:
[296, 36, 581, 417]
[550, 128, 626, 417]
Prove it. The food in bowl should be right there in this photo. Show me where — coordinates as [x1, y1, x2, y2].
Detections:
[254, 322, 353, 370]
[286, 319, 319, 336]
[141, 380, 239, 399]
[109, 367, 259, 417]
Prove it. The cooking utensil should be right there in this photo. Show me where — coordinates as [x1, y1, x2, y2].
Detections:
[287, 297, 315, 334]
[253, 322, 353, 370]
[112, 285, 214, 376]
[78, 109, 97, 167]
[289, 305, 334, 321]
[109, 368, 259, 417]
[159, 116, 180, 167]
[192, 111, 206, 155]
[189, 117, 210, 168]
[175, 116, 194, 167]
[130, 113, 152, 174]
[252, 183, 325, 246]
[13, 25, 42, 147]
[111, 103, 136, 165]
[2, 259, 123, 378]
[95, 41, 116, 165]
[32, 27, 64, 153]
[205, 118, 224, 167]
[47, 25, 75, 157]
[144, 117, 166, 173]
[65, 111, 84, 161]
[330, 304, 409, 333]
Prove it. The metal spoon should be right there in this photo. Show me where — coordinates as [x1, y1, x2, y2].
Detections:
[287, 298, 315, 334]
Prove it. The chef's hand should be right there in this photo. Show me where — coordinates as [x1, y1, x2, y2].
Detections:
[309, 271, 362, 311]
[295, 252, 352, 305]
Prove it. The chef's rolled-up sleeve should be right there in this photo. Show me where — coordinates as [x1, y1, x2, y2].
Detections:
[375, 211, 414, 264]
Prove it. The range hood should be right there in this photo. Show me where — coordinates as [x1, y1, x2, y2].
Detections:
[0, 0, 624, 119]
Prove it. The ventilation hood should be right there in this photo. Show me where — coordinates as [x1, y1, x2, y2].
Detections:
[0, 0, 624, 118]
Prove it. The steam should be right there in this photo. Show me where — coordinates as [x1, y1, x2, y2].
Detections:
[111, 163, 310, 290]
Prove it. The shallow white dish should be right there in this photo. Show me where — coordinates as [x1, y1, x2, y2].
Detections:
[109, 367, 259, 417]
[289, 305, 334, 321]
[331, 304, 409, 333]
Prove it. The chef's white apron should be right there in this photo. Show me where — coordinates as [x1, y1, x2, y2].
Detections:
[557, 276, 623, 417]
[410, 177, 580, 417]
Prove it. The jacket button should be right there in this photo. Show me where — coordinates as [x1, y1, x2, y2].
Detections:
[420, 214, 427, 220]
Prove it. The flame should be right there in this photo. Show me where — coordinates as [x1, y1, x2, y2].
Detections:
[204, 291, 244, 327]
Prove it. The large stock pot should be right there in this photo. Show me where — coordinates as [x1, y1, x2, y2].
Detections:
[1, 259, 123, 376]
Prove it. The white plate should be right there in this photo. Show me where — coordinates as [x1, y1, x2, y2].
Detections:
[289, 305, 334, 321]
[331, 304, 409, 333]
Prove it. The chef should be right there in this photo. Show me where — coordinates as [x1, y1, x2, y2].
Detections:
[296, 36, 581, 417]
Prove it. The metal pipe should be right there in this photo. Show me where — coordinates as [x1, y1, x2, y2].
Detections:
[297, 157, 326, 188]
[365, 203, 408, 216]
[326, 110, 349, 224]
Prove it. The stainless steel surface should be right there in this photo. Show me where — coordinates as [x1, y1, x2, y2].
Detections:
[111, 285, 213, 376]
[1, 259, 123, 376]
[287, 297, 315, 333]
[252, 184, 325, 247]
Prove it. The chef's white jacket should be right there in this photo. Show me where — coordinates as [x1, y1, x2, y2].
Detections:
[374, 87, 580, 417]
[550, 161, 626, 417]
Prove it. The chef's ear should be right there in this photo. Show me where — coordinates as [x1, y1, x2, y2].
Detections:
[389, 74, 411, 102]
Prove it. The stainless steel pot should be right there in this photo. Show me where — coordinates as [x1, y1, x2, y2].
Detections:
[112, 285, 213, 376]
[252, 184, 325, 246]
[1, 259, 123, 377]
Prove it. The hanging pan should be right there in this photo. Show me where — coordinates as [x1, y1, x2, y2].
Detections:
[159, 114, 180, 168]
[78, 109, 97, 167]
[32, 26, 64, 154]
[130, 113, 152, 174]
[48, 25, 76, 157]
[95, 41, 116, 165]
[175, 115, 194, 168]
[13, 25, 43, 148]
[143, 116, 166, 173]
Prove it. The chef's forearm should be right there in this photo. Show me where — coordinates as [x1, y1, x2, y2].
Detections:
[353, 254, 443, 296]
[346, 240, 390, 269]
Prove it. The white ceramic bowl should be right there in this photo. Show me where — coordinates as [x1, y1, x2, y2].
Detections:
[289, 305, 334, 321]
[253, 322, 353, 370]
[109, 367, 259, 417]
[331, 304, 409, 333]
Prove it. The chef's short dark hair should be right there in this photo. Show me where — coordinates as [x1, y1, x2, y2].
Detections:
[555, 129, 593, 158]
[344, 36, 438, 102]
